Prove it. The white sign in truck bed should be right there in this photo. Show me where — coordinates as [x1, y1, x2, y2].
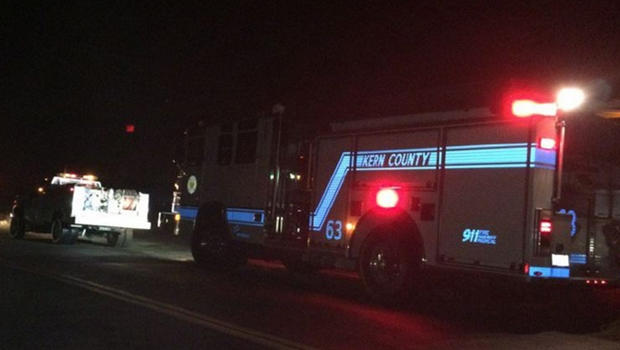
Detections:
[70, 186, 151, 230]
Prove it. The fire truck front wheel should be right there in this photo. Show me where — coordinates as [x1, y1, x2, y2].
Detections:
[192, 229, 247, 271]
[359, 229, 419, 302]
[191, 203, 246, 271]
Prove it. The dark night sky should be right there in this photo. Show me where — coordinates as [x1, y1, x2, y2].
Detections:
[2, 1, 620, 206]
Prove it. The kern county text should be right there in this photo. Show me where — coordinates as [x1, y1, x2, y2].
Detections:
[356, 151, 433, 169]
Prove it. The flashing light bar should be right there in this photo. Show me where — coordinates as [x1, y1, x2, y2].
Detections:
[512, 100, 557, 118]
[57, 173, 99, 181]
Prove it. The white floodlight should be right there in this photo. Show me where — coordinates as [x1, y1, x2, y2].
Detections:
[556, 87, 585, 112]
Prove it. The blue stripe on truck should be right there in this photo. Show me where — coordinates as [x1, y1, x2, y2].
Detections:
[310, 143, 556, 231]
[176, 207, 264, 228]
[529, 266, 570, 279]
[177, 206, 198, 220]
[226, 208, 265, 227]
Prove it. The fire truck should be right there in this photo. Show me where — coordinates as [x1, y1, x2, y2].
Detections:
[166, 98, 619, 300]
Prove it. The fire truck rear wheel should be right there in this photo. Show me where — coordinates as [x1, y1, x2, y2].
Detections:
[603, 221, 620, 266]
[359, 229, 418, 303]
[9, 213, 25, 239]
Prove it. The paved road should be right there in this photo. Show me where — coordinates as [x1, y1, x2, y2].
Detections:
[1, 225, 619, 349]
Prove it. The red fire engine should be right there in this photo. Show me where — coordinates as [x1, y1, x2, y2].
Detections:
[161, 93, 619, 300]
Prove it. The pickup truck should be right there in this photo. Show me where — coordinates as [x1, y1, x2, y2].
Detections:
[9, 174, 151, 246]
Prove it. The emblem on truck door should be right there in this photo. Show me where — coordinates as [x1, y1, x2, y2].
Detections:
[462, 228, 497, 245]
[187, 175, 198, 195]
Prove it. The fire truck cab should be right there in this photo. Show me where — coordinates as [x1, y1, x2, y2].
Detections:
[174, 104, 618, 300]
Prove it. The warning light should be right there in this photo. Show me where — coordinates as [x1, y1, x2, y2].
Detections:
[126, 124, 135, 133]
[346, 222, 355, 232]
[376, 188, 399, 208]
[538, 138, 556, 150]
[540, 220, 552, 233]
[174, 213, 181, 222]
[512, 100, 557, 118]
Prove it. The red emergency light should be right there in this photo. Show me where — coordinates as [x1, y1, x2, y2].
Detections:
[512, 100, 557, 118]
[376, 188, 399, 208]
[540, 220, 552, 234]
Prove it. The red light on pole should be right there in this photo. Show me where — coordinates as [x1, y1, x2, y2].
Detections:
[125, 124, 135, 133]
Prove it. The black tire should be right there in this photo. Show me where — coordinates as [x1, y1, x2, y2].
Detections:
[64, 227, 77, 245]
[359, 229, 419, 303]
[106, 231, 119, 247]
[50, 218, 66, 244]
[603, 221, 620, 266]
[107, 229, 133, 248]
[191, 203, 246, 271]
[9, 214, 25, 239]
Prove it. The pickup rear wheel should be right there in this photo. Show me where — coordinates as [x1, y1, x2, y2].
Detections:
[9, 214, 25, 239]
[106, 232, 119, 246]
[359, 229, 418, 303]
[106, 229, 133, 247]
[50, 218, 65, 244]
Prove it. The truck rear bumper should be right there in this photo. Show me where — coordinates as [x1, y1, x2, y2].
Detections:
[527, 265, 619, 286]
[73, 215, 151, 230]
